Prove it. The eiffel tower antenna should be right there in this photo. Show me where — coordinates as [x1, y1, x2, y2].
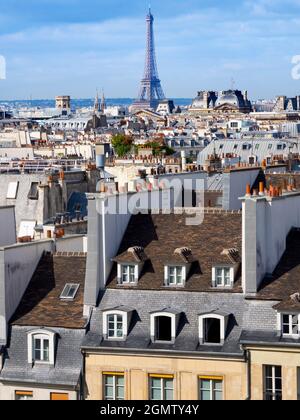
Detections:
[131, 7, 165, 111]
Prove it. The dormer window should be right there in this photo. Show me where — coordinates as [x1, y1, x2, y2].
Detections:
[108, 314, 124, 339]
[199, 312, 230, 346]
[102, 307, 134, 341]
[212, 249, 240, 289]
[213, 267, 232, 288]
[150, 309, 181, 343]
[114, 247, 148, 286]
[164, 248, 194, 287]
[280, 314, 300, 337]
[27, 330, 55, 365]
[166, 266, 185, 286]
[121, 265, 136, 284]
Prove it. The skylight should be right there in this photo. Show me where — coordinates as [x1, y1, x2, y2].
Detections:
[60, 284, 80, 300]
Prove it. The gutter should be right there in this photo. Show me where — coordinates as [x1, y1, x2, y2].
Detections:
[245, 349, 251, 401]
[81, 346, 245, 361]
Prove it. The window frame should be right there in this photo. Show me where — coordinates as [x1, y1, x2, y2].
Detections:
[103, 310, 129, 341]
[199, 313, 227, 346]
[278, 313, 300, 338]
[60, 283, 80, 300]
[15, 391, 33, 401]
[117, 264, 138, 285]
[264, 365, 282, 401]
[150, 312, 178, 343]
[103, 373, 125, 401]
[165, 265, 185, 287]
[212, 266, 234, 288]
[149, 375, 174, 401]
[27, 330, 55, 365]
[199, 376, 223, 401]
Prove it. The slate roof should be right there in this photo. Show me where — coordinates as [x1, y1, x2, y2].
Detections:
[1, 327, 85, 387]
[255, 229, 300, 305]
[82, 289, 278, 356]
[107, 212, 243, 292]
[10, 253, 87, 329]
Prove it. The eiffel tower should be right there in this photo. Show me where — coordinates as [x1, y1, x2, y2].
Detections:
[131, 8, 165, 112]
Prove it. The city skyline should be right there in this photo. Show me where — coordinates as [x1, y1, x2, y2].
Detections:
[0, 0, 300, 100]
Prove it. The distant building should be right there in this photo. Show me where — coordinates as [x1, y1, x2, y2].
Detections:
[55, 96, 71, 116]
[273, 95, 300, 112]
[190, 90, 252, 114]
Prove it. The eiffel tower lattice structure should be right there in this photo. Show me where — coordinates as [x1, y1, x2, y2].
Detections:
[131, 8, 166, 112]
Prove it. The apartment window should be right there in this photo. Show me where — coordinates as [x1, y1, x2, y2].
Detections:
[155, 316, 172, 342]
[50, 393, 69, 401]
[282, 314, 299, 337]
[28, 182, 39, 200]
[108, 314, 124, 339]
[268, 144, 273, 150]
[199, 377, 223, 401]
[167, 266, 184, 286]
[15, 391, 33, 401]
[149, 375, 174, 400]
[214, 267, 232, 288]
[204, 318, 221, 344]
[121, 265, 136, 284]
[33, 335, 50, 362]
[264, 366, 282, 401]
[255, 144, 260, 150]
[199, 314, 227, 345]
[103, 374, 125, 400]
[28, 330, 55, 365]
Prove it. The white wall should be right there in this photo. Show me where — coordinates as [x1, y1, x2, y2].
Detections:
[56, 235, 86, 253]
[0, 240, 54, 344]
[242, 192, 300, 294]
[0, 207, 16, 247]
[223, 169, 260, 211]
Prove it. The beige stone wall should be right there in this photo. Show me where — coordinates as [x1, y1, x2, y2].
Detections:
[248, 347, 300, 401]
[0, 383, 77, 400]
[85, 353, 247, 401]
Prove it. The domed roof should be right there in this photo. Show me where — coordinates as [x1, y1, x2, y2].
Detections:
[216, 91, 240, 107]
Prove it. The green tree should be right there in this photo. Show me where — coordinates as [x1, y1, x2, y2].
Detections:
[112, 134, 134, 157]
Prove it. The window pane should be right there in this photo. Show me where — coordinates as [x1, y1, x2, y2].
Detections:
[214, 390, 223, 401]
[151, 388, 161, 400]
[164, 389, 174, 400]
[200, 379, 211, 390]
[34, 339, 41, 360]
[105, 376, 114, 386]
[201, 390, 211, 401]
[43, 339, 50, 361]
[105, 386, 114, 400]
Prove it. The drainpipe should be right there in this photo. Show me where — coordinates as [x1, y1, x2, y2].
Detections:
[80, 350, 86, 401]
[246, 349, 251, 401]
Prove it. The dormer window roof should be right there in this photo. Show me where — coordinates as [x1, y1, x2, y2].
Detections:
[219, 248, 241, 265]
[113, 246, 148, 264]
[165, 248, 195, 265]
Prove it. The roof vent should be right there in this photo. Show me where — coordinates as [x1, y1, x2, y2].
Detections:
[290, 293, 300, 303]
[174, 248, 194, 263]
[128, 247, 148, 262]
[221, 248, 240, 264]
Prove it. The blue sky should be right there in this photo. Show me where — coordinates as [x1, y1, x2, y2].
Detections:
[0, 0, 300, 100]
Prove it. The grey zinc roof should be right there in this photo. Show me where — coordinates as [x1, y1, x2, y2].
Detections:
[0, 327, 85, 387]
[83, 289, 278, 356]
[197, 138, 300, 166]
